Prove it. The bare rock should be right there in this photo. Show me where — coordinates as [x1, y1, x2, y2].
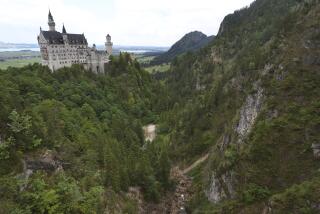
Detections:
[311, 143, 320, 159]
[25, 150, 63, 173]
[205, 171, 235, 203]
[236, 86, 264, 143]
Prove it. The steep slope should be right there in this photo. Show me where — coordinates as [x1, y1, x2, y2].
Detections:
[1, 0, 319, 213]
[152, 31, 215, 65]
[158, 0, 320, 213]
[0, 54, 172, 213]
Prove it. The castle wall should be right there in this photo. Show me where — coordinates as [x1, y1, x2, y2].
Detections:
[45, 44, 89, 71]
[86, 50, 109, 73]
[39, 34, 110, 72]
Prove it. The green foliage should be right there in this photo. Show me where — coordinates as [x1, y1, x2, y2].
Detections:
[0, 57, 170, 212]
[157, 149, 171, 189]
[122, 199, 139, 214]
[0, 137, 14, 160]
[269, 177, 320, 213]
[157, 0, 320, 213]
[1, 0, 319, 213]
[78, 186, 104, 214]
[8, 110, 32, 133]
[241, 183, 271, 204]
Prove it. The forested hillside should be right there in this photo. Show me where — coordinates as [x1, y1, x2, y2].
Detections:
[0, 53, 171, 213]
[156, 0, 320, 213]
[0, 0, 319, 213]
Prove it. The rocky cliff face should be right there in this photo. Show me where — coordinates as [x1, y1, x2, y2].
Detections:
[205, 1, 320, 212]
[205, 83, 264, 204]
[206, 171, 235, 203]
[165, 0, 320, 213]
[236, 85, 263, 144]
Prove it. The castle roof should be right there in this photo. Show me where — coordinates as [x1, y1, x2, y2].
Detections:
[41, 31, 87, 45]
[67, 33, 87, 44]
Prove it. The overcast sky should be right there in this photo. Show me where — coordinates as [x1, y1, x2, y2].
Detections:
[0, 0, 255, 46]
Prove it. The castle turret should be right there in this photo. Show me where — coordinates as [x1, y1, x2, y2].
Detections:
[105, 34, 113, 55]
[48, 10, 56, 31]
[62, 24, 68, 44]
[62, 24, 67, 34]
[92, 44, 97, 51]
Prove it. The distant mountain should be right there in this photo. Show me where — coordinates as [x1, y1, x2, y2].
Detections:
[151, 31, 215, 64]
[111, 45, 168, 55]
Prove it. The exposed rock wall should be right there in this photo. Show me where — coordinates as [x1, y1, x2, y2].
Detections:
[236, 85, 264, 143]
[206, 171, 235, 203]
[25, 150, 63, 172]
[206, 83, 264, 203]
[17, 150, 63, 191]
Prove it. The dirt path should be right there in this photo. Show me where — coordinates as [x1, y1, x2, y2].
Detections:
[182, 153, 209, 174]
[130, 153, 210, 213]
[140, 123, 210, 213]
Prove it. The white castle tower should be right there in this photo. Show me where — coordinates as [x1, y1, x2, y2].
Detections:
[105, 34, 113, 55]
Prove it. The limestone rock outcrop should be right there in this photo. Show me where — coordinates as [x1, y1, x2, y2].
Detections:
[236, 86, 264, 143]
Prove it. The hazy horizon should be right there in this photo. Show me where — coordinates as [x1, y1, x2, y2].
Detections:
[0, 42, 170, 48]
[0, 0, 255, 46]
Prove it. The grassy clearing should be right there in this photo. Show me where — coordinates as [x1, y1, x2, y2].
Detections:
[145, 63, 170, 73]
[0, 58, 41, 69]
[135, 55, 155, 64]
[133, 53, 170, 74]
[0, 51, 40, 58]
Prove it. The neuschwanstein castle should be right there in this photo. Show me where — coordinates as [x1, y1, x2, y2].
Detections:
[37, 11, 113, 73]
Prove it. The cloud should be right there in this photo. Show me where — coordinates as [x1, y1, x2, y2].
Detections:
[0, 0, 255, 46]
[109, 0, 255, 46]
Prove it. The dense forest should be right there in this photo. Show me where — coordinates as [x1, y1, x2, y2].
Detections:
[0, 0, 319, 213]
[0, 53, 172, 213]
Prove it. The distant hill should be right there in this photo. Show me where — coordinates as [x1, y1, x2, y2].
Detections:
[151, 31, 215, 64]
[111, 45, 168, 55]
[0, 41, 38, 49]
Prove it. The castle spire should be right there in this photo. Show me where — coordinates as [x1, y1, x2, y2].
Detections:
[48, 10, 56, 31]
[62, 24, 67, 34]
[48, 10, 53, 20]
